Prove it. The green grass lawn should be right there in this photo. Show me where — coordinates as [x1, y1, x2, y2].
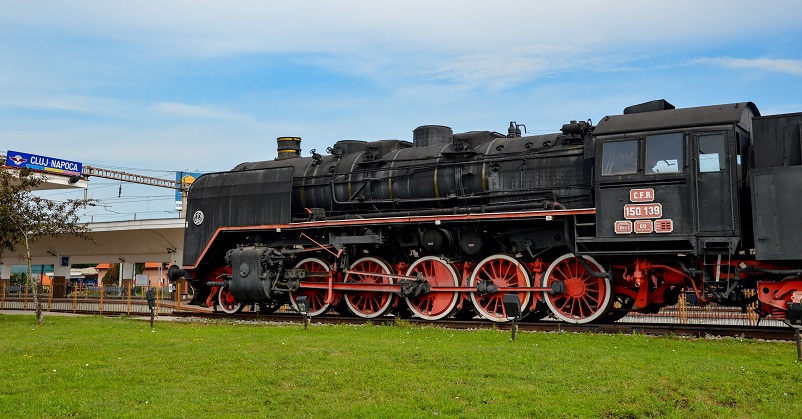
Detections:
[0, 314, 799, 418]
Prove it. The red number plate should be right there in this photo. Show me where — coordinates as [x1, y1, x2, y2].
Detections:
[634, 220, 654, 234]
[629, 188, 655, 202]
[624, 203, 662, 220]
[654, 219, 674, 233]
[614, 220, 632, 234]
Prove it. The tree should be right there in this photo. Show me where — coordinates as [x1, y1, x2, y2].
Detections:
[0, 166, 93, 324]
[101, 263, 119, 285]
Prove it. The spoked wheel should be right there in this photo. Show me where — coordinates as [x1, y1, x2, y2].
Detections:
[290, 257, 332, 317]
[404, 256, 460, 321]
[602, 294, 635, 323]
[343, 256, 395, 318]
[541, 253, 613, 324]
[217, 286, 243, 314]
[468, 254, 532, 322]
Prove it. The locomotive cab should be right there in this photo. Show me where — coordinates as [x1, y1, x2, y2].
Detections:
[577, 101, 759, 257]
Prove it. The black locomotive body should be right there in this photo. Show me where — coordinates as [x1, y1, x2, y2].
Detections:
[170, 100, 802, 324]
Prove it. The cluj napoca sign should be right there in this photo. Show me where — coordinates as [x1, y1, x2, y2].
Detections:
[5, 150, 82, 176]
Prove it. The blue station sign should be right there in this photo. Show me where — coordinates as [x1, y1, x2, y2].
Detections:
[175, 171, 202, 210]
[5, 150, 83, 176]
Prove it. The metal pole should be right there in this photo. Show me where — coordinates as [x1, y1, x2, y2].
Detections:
[150, 308, 155, 329]
[181, 191, 188, 219]
[796, 329, 801, 362]
[511, 318, 517, 341]
[99, 282, 104, 314]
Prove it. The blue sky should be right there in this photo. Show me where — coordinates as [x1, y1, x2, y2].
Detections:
[2, 1, 801, 221]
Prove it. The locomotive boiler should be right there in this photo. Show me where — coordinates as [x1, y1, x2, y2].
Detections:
[169, 99, 802, 325]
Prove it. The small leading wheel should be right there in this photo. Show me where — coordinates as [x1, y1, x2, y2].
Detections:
[290, 257, 332, 317]
[217, 285, 243, 314]
[343, 256, 395, 318]
[541, 253, 613, 324]
[468, 254, 532, 322]
[404, 256, 460, 321]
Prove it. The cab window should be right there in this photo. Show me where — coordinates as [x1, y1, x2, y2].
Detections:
[601, 140, 638, 175]
[698, 133, 726, 172]
[646, 133, 683, 174]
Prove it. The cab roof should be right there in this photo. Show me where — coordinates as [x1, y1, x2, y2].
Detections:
[593, 101, 760, 136]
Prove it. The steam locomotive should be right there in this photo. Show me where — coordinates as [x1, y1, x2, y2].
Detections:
[169, 99, 802, 325]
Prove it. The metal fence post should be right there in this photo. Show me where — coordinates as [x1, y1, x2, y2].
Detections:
[176, 282, 181, 312]
[678, 292, 687, 324]
[155, 286, 161, 317]
[126, 282, 131, 315]
[99, 282, 104, 315]
[1, 282, 5, 309]
[747, 289, 758, 326]
[73, 283, 77, 314]
[23, 282, 28, 310]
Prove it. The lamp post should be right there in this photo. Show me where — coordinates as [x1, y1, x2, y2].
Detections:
[787, 302, 802, 361]
[503, 294, 521, 341]
[296, 295, 310, 331]
[146, 288, 156, 330]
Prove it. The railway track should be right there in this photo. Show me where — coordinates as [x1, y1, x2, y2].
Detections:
[169, 311, 797, 341]
[4, 297, 794, 341]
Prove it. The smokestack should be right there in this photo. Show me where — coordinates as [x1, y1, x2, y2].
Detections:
[276, 137, 302, 160]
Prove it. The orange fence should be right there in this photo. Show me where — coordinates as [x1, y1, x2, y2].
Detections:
[0, 281, 188, 316]
[0, 282, 786, 326]
[613, 290, 782, 327]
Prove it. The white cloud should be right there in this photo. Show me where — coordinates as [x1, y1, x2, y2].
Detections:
[153, 102, 259, 125]
[4, 1, 801, 57]
[696, 57, 802, 77]
[0, 94, 126, 115]
[2, 1, 801, 95]
[426, 47, 642, 89]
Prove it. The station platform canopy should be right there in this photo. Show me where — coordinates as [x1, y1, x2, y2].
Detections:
[0, 218, 185, 266]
